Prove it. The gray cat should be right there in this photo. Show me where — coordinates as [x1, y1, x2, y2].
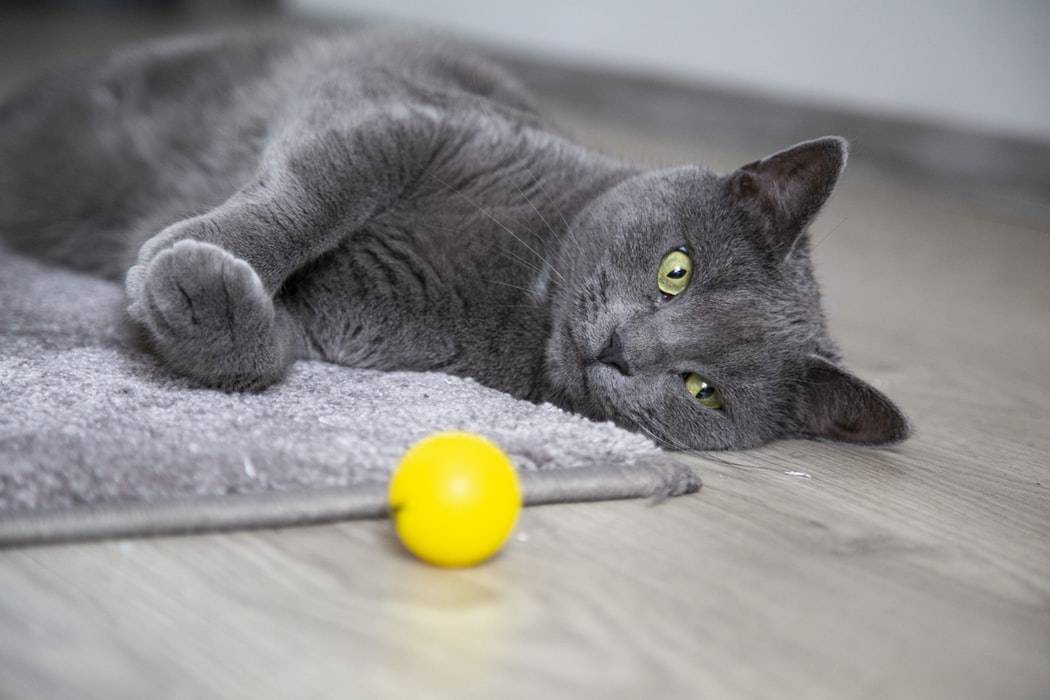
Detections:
[0, 27, 909, 450]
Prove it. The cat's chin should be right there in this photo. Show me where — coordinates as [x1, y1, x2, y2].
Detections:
[542, 356, 611, 422]
[573, 362, 631, 419]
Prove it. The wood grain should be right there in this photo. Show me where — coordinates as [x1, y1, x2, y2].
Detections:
[1, 90, 1049, 700]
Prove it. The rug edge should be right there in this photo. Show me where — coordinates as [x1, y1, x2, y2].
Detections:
[0, 456, 700, 548]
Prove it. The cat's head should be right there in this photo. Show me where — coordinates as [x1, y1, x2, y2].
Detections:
[546, 137, 909, 449]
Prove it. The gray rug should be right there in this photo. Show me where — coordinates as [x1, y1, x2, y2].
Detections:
[0, 248, 697, 544]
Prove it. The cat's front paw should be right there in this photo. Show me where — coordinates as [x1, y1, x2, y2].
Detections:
[128, 239, 292, 389]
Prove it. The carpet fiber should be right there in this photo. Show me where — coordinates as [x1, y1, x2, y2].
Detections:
[0, 248, 692, 527]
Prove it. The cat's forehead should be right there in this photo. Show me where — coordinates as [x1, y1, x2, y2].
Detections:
[604, 169, 745, 240]
[610, 166, 721, 216]
[598, 170, 767, 276]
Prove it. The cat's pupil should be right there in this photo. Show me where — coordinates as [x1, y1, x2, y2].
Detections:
[698, 385, 714, 399]
[667, 267, 686, 279]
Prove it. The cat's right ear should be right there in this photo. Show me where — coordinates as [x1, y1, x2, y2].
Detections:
[726, 136, 847, 249]
[795, 355, 911, 445]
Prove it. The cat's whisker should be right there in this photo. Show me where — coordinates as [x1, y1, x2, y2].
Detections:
[639, 412, 767, 466]
[427, 172, 568, 284]
[506, 250, 552, 279]
[422, 220, 551, 280]
[516, 157, 587, 257]
[482, 278, 534, 294]
[463, 96, 585, 260]
[633, 412, 696, 454]
[633, 421, 676, 450]
[418, 176, 562, 284]
[512, 178, 565, 252]
[407, 114, 569, 284]
[802, 215, 848, 258]
[641, 423, 686, 452]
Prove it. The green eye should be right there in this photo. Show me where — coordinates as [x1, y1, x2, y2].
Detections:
[684, 372, 723, 410]
[657, 249, 693, 296]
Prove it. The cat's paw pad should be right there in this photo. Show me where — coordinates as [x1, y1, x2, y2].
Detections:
[139, 239, 272, 333]
[126, 220, 212, 318]
[131, 240, 281, 388]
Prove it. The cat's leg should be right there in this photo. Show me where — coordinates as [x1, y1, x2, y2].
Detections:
[126, 113, 437, 389]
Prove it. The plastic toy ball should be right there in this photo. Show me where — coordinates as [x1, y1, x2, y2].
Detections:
[388, 431, 522, 567]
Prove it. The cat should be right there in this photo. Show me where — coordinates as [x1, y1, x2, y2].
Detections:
[0, 26, 910, 450]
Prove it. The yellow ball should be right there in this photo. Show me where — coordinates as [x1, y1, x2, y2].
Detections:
[389, 432, 522, 567]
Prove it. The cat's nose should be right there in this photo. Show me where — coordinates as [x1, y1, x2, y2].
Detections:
[597, 330, 631, 375]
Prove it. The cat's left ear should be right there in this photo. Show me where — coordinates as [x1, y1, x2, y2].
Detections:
[727, 136, 847, 246]
[796, 355, 911, 444]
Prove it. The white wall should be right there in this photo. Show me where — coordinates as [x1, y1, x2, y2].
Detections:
[287, 0, 1050, 143]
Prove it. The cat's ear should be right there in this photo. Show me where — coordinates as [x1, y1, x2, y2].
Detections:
[727, 136, 847, 246]
[796, 355, 911, 444]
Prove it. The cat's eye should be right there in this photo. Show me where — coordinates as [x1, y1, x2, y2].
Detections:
[684, 372, 723, 410]
[657, 249, 693, 297]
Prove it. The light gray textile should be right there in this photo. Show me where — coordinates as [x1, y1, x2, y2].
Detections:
[0, 248, 684, 517]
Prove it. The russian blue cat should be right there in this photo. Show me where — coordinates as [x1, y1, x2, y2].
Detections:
[0, 27, 909, 450]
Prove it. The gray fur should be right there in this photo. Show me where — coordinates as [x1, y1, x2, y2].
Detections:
[0, 27, 910, 450]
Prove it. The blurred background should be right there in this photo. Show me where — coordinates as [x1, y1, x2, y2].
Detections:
[295, 0, 1050, 143]
[1, 0, 1048, 221]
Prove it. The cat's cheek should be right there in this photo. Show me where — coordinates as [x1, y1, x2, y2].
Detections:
[542, 328, 578, 389]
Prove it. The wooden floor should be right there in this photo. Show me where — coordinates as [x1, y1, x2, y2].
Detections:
[2, 104, 1049, 699]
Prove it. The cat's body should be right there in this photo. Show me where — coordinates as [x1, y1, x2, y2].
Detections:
[0, 27, 910, 449]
